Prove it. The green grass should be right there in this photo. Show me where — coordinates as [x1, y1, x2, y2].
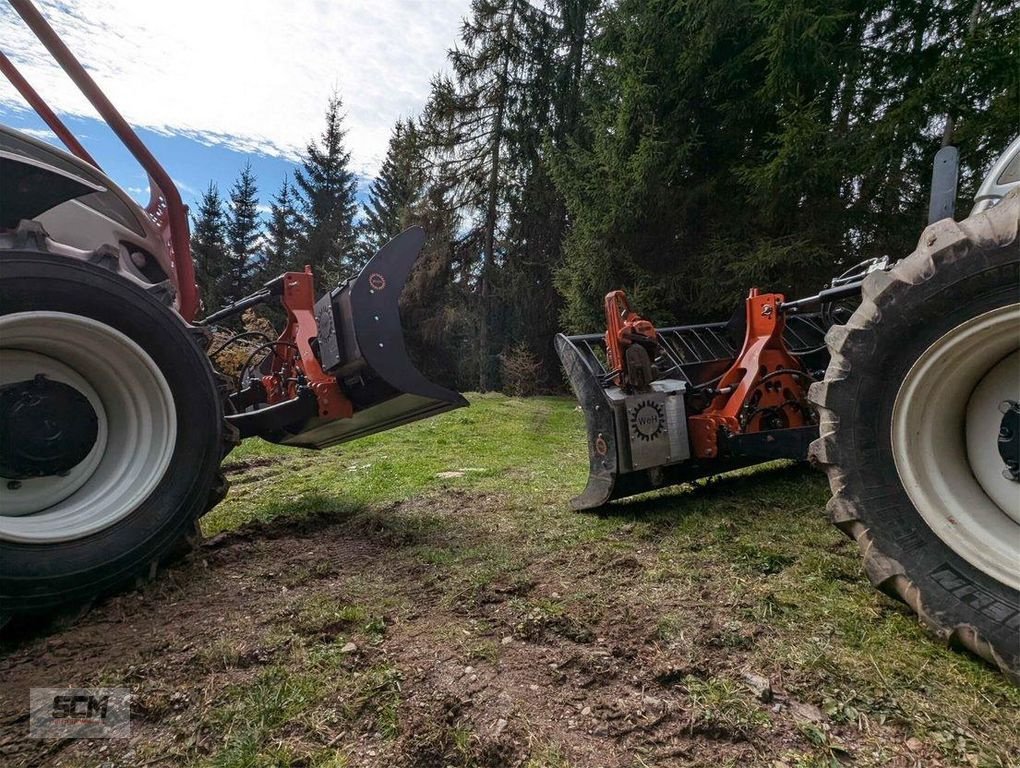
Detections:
[189, 393, 1019, 767]
[197, 626, 402, 768]
[292, 595, 368, 634]
[207, 666, 325, 768]
[205, 394, 585, 535]
[684, 676, 772, 738]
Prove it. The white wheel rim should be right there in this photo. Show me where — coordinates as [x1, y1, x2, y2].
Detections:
[0, 312, 177, 543]
[967, 351, 1020, 521]
[892, 303, 1020, 590]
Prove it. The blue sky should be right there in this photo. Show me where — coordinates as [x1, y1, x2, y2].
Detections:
[1, 0, 472, 213]
[3, 109, 309, 211]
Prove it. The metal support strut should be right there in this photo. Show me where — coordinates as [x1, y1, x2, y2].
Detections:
[688, 289, 810, 458]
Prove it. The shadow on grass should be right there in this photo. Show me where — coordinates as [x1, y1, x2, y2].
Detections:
[0, 605, 95, 650]
[206, 493, 367, 540]
[206, 492, 454, 552]
[0, 495, 458, 649]
[587, 461, 822, 523]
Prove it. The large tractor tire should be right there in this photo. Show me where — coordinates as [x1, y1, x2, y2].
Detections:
[810, 189, 1020, 682]
[0, 251, 227, 618]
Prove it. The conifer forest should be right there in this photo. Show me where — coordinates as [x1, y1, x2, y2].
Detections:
[191, 0, 1019, 393]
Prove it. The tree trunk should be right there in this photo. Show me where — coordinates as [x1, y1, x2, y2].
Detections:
[478, 4, 515, 392]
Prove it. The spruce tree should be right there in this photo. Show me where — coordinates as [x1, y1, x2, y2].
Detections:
[191, 182, 229, 315]
[550, 0, 1018, 333]
[425, 0, 552, 390]
[359, 119, 423, 261]
[294, 94, 359, 286]
[498, 0, 595, 387]
[262, 176, 301, 279]
[225, 162, 261, 302]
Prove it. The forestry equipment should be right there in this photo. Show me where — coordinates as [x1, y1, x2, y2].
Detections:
[557, 136, 1020, 682]
[0, 0, 465, 618]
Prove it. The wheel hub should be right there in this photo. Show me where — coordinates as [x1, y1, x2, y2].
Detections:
[0, 312, 176, 541]
[997, 400, 1019, 482]
[0, 375, 99, 479]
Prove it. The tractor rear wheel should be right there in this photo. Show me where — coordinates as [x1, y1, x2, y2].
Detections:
[0, 251, 226, 617]
[810, 189, 1020, 682]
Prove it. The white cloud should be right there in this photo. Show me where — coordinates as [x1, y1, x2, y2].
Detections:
[171, 177, 200, 197]
[0, 0, 470, 175]
[15, 125, 58, 142]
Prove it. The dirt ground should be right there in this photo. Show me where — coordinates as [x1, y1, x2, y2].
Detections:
[1, 487, 1016, 768]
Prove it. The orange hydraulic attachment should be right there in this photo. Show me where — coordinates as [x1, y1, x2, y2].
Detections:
[260, 268, 352, 421]
[604, 290, 659, 389]
[687, 289, 809, 458]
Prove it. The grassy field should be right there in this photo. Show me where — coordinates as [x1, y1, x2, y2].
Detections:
[2, 394, 1018, 768]
[203, 392, 586, 535]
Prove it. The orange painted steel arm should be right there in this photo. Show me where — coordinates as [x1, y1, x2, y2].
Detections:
[603, 290, 657, 389]
[266, 268, 352, 421]
[688, 289, 808, 458]
[8, 0, 198, 322]
[0, 51, 100, 168]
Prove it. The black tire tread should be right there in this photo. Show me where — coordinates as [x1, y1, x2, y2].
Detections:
[0, 249, 236, 619]
[808, 189, 1020, 682]
[112, 369, 239, 594]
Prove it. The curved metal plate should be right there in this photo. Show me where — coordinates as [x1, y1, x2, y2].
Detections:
[350, 227, 466, 407]
[555, 333, 620, 509]
[556, 332, 762, 509]
[274, 227, 467, 449]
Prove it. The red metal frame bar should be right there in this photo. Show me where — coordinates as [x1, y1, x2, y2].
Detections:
[261, 269, 352, 421]
[6, 0, 199, 321]
[687, 289, 809, 458]
[0, 50, 99, 168]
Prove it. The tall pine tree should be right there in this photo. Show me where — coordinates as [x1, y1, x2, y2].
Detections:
[359, 119, 423, 260]
[225, 162, 261, 302]
[294, 94, 359, 285]
[262, 176, 301, 279]
[498, 0, 596, 386]
[551, 0, 1018, 332]
[425, 0, 553, 390]
[191, 182, 229, 314]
